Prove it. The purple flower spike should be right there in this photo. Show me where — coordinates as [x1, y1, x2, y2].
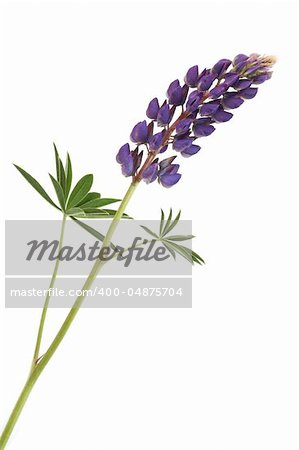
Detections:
[116, 143, 130, 164]
[185, 65, 199, 87]
[222, 93, 244, 109]
[200, 101, 220, 116]
[130, 120, 149, 144]
[142, 162, 158, 184]
[117, 53, 275, 184]
[193, 118, 215, 137]
[176, 118, 192, 136]
[212, 107, 233, 123]
[212, 59, 231, 77]
[157, 103, 171, 127]
[181, 144, 201, 158]
[239, 87, 258, 99]
[148, 132, 164, 152]
[146, 98, 160, 120]
[173, 136, 194, 152]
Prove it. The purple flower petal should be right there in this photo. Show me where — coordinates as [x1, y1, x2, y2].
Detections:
[176, 118, 192, 136]
[159, 156, 177, 170]
[116, 143, 130, 164]
[209, 83, 228, 99]
[130, 120, 149, 144]
[121, 154, 134, 177]
[200, 101, 220, 116]
[239, 87, 258, 99]
[193, 118, 215, 137]
[167, 80, 184, 106]
[185, 65, 199, 87]
[212, 59, 231, 77]
[146, 98, 160, 120]
[186, 91, 203, 113]
[148, 132, 164, 152]
[181, 144, 201, 158]
[223, 72, 239, 86]
[159, 172, 181, 188]
[222, 93, 244, 109]
[212, 107, 233, 123]
[159, 144, 168, 154]
[142, 162, 158, 184]
[173, 136, 194, 152]
[233, 78, 252, 90]
[157, 103, 171, 127]
[197, 72, 217, 91]
[252, 72, 272, 84]
[233, 54, 248, 71]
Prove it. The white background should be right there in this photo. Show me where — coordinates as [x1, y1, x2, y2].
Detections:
[0, 1, 298, 449]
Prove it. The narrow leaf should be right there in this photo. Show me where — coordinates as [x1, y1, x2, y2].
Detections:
[65, 153, 72, 199]
[162, 208, 173, 237]
[162, 241, 176, 260]
[140, 225, 159, 239]
[79, 197, 120, 209]
[53, 143, 61, 182]
[164, 240, 194, 264]
[77, 192, 101, 207]
[66, 207, 86, 217]
[14, 164, 60, 210]
[159, 209, 165, 236]
[192, 250, 205, 265]
[49, 174, 65, 210]
[59, 159, 66, 194]
[163, 210, 181, 236]
[67, 174, 93, 209]
[71, 217, 117, 250]
[166, 234, 195, 241]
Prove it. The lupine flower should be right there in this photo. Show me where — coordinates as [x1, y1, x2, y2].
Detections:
[158, 157, 181, 187]
[116, 53, 275, 187]
[130, 121, 148, 144]
[146, 98, 160, 120]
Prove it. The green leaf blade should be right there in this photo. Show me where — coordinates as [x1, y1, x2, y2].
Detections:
[67, 174, 93, 209]
[14, 164, 60, 210]
[49, 174, 65, 210]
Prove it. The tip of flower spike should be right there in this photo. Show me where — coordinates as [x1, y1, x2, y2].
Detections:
[262, 55, 277, 67]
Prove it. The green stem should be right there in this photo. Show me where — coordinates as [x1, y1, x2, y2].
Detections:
[0, 181, 139, 450]
[29, 213, 67, 375]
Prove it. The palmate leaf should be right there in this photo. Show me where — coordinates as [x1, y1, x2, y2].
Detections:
[67, 174, 93, 209]
[14, 164, 60, 210]
[140, 209, 204, 265]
